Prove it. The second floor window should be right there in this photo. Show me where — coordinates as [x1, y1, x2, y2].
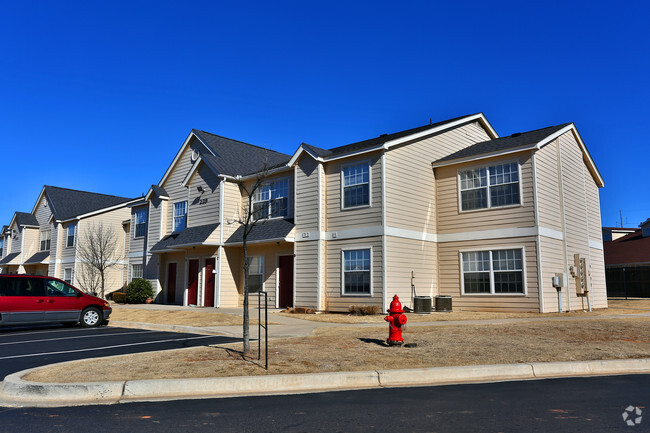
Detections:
[40, 230, 51, 251]
[134, 209, 147, 238]
[342, 163, 370, 208]
[459, 162, 520, 211]
[252, 179, 289, 221]
[173, 201, 187, 232]
[0, 238, 3, 257]
[67, 224, 76, 247]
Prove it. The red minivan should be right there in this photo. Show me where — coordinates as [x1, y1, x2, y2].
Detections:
[0, 274, 111, 327]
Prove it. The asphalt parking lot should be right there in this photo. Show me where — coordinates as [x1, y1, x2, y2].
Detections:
[0, 325, 238, 380]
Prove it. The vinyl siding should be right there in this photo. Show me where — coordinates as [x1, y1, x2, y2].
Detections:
[147, 197, 164, 244]
[222, 181, 242, 240]
[384, 121, 492, 232]
[34, 197, 52, 230]
[295, 240, 318, 308]
[385, 236, 437, 308]
[436, 152, 536, 234]
[48, 223, 62, 277]
[295, 156, 319, 232]
[325, 153, 382, 232]
[10, 224, 21, 254]
[221, 246, 242, 307]
[534, 140, 563, 231]
[325, 236, 383, 312]
[539, 236, 565, 313]
[129, 205, 148, 256]
[438, 236, 539, 312]
[187, 163, 221, 228]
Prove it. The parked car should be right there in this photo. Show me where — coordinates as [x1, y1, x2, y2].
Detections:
[0, 274, 111, 327]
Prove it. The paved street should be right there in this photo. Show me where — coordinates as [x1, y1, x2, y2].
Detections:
[0, 325, 238, 380]
[1, 374, 647, 432]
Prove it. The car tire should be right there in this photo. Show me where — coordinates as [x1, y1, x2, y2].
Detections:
[81, 307, 102, 328]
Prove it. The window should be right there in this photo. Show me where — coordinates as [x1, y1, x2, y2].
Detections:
[342, 249, 371, 295]
[459, 162, 520, 211]
[0, 238, 3, 257]
[131, 264, 143, 280]
[40, 230, 51, 251]
[252, 179, 289, 221]
[66, 224, 76, 247]
[246, 256, 264, 293]
[134, 209, 147, 238]
[46, 279, 77, 297]
[64, 268, 73, 284]
[461, 249, 524, 294]
[173, 202, 187, 231]
[342, 163, 370, 208]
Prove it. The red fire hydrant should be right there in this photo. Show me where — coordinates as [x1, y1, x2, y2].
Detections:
[384, 294, 408, 345]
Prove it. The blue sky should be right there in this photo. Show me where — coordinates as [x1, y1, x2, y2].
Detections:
[1, 1, 648, 229]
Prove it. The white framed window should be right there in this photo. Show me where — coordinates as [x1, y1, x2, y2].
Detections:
[342, 162, 370, 209]
[64, 268, 73, 284]
[0, 237, 4, 257]
[173, 201, 187, 232]
[459, 162, 520, 211]
[134, 209, 147, 238]
[40, 230, 51, 251]
[246, 256, 264, 293]
[461, 248, 525, 294]
[131, 264, 143, 280]
[342, 248, 371, 295]
[66, 224, 76, 247]
[252, 178, 289, 221]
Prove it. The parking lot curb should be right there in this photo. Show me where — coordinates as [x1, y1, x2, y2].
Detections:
[2, 358, 649, 407]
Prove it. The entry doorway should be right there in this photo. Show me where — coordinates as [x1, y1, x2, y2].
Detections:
[278, 255, 294, 308]
[188, 259, 199, 306]
[166, 263, 177, 304]
[204, 258, 216, 307]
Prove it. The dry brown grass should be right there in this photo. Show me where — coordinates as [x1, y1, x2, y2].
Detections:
[279, 299, 650, 323]
[25, 317, 650, 383]
[109, 308, 263, 327]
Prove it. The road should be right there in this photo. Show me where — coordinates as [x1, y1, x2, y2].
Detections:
[1, 374, 647, 432]
[0, 325, 238, 380]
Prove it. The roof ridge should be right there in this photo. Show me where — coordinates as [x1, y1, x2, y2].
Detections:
[193, 129, 292, 157]
[44, 185, 135, 200]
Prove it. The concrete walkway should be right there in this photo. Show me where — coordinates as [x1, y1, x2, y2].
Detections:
[2, 305, 649, 407]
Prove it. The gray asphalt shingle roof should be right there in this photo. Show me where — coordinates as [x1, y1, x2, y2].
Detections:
[150, 223, 220, 252]
[24, 251, 50, 264]
[15, 212, 39, 227]
[0, 252, 20, 264]
[226, 218, 295, 244]
[434, 124, 571, 165]
[44, 186, 136, 221]
[302, 114, 484, 159]
[150, 185, 169, 198]
[192, 130, 292, 176]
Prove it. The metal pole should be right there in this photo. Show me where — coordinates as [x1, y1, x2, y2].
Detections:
[265, 291, 268, 370]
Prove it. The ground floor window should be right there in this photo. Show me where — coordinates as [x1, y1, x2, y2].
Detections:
[247, 256, 264, 293]
[461, 248, 524, 294]
[131, 264, 143, 280]
[64, 268, 73, 284]
[342, 248, 371, 295]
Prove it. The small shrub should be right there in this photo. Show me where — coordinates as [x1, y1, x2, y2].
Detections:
[112, 292, 127, 304]
[125, 279, 154, 304]
[348, 305, 380, 316]
[287, 307, 316, 314]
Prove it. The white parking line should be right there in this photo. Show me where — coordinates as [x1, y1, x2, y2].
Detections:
[0, 335, 219, 360]
[0, 330, 161, 346]
[0, 326, 125, 339]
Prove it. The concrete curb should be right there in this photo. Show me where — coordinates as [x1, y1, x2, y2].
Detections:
[2, 358, 649, 407]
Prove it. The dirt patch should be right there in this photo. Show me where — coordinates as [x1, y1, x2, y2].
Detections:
[109, 308, 263, 327]
[25, 317, 650, 383]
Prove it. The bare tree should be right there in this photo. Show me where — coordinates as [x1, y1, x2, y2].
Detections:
[76, 262, 102, 296]
[76, 222, 120, 299]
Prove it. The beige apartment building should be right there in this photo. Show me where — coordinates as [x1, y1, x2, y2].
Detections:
[133, 113, 605, 313]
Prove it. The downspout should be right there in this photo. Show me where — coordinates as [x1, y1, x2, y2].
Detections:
[531, 153, 545, 312]
[19, 226, 25, 274]
[217, 180, 224, 308]
[556, 139, 570, 312]
[316, 162, 322, 312]
[381, 152, 387, 313]
[122, 222, 127, 287]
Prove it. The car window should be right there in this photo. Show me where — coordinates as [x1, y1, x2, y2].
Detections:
[11, 278, 45, 297]
[0, 278, 6, 296]
[46, 279, 78, 297]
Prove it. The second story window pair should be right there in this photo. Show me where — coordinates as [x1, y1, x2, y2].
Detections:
[252, 179, 289, 221]
[173, 201, 187, 232]
[342, 162, 370, 209]
[135, 209, 148, 238]
[40, 230, 51, 251]
[459, 162, 520, 211]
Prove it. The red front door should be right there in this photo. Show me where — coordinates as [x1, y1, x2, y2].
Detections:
[188, 259, 199, 306]
[204, 258, 215, 307]
[167, 263, 177, 304]
[278, 255, 294, 308]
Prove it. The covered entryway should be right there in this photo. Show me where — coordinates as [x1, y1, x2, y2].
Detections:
[204, 258, 216, 307]
[278, 255, 294, 308]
